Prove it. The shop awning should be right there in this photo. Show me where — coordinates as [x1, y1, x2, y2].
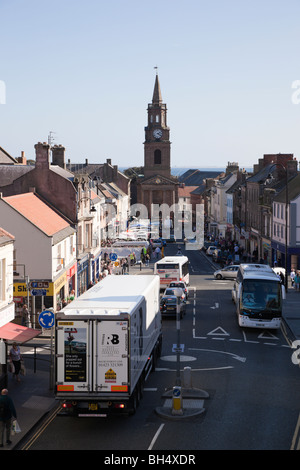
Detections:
[0, 322, 41, 343]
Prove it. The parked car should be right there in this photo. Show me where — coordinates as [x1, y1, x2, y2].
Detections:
[213, 265, 240, 280]
[163, 287, 186, 302]
[169, 281, 189, 300]
[202, 241, 216, 251]
[206, 245, 217, 256]
[151, 238, 166, 247]
[160, 295, 186, 318]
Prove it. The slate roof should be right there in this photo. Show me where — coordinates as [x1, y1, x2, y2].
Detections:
[0, 146, 18, 164]
[274, 174, 300, 203]
[178, 169, 224, 186]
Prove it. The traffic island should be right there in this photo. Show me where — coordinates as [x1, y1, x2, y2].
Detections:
[155, 367, 209, 420]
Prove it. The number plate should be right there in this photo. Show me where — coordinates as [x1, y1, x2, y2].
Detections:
[88, 403, 98, 411]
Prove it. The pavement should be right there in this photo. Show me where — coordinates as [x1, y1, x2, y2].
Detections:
[1, 259, 300, 450]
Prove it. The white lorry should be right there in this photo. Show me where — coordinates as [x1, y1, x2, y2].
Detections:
[55, 275, 162, 416]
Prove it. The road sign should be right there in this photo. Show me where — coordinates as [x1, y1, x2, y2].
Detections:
[30, 281, 49, 289]
[31, 289, 47, 296]
[38, 310, 55, 329]
[109, 253, 118, 261]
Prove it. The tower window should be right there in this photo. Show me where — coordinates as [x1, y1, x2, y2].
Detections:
[156, 115, 159, 123]
[154, 149, 161, 164]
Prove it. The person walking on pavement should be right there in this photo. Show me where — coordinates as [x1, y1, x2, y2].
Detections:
[290, 269, 296, 288]
[9, 342, 22, 382]
[294, 271, 300, 292]
[0, 389, 17, 447]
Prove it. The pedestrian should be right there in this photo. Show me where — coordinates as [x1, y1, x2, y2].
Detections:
[294, 272, 300, 292]
[155, 246, 161, 259]
[21, 304, 28, 326]
[0, 389, 17, 447]
[290, 269, 296, 288]
[9, 342, 22, 382]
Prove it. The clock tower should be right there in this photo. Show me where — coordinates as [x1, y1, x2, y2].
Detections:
[137, 72, 178, 217]
[144, 72, 171, 179]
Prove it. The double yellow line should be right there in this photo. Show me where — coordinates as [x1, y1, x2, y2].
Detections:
[20, 404, 61, 450]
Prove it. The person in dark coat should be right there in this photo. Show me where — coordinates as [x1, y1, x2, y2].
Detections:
[0, 388, 17, 447]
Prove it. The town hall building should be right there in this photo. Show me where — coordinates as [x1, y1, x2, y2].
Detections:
[136, 73, 178, 218]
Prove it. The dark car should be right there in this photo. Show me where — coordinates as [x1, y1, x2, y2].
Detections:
[169, 281, 189, 300]
[212, 249, 229, 264]
[163, 287, 186, 302]
[160, 295, 186, 318]
[151, 238, 167, 247]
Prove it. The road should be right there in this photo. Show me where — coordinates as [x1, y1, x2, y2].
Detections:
[24, 243, 300, 451]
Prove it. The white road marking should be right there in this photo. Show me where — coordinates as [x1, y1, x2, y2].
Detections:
[148, 424, 165, 451]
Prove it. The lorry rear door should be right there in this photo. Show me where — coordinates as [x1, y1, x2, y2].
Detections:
[95, 320, 129, 393]
[56, 320, 90, 392]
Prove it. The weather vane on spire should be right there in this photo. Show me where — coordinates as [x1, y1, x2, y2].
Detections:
[154, 66, 158, 75]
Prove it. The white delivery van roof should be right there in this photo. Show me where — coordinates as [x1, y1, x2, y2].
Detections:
[60, 275, 159, 317]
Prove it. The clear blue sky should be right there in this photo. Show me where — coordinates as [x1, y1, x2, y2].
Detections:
[1, 0, 300, 170]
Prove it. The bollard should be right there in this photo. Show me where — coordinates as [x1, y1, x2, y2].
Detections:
[172, 386, 183, 415]
[183, 366, 192, 389]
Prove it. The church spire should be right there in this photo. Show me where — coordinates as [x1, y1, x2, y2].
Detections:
[152, 69, 162, 105]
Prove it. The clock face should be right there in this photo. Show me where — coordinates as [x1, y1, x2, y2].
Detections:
[153, 129, 162, 139]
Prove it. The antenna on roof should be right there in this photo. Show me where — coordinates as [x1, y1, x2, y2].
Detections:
[48, 131, 56, 147]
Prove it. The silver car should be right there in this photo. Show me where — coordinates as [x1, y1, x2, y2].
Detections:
[213, 265, 240, 280]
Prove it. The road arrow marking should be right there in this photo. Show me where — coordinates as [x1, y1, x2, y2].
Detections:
[210, 302, 220, 309]
[189, 347, 246, 363]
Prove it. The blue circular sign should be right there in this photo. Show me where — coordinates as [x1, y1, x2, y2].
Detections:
[38, 310, 55, 329]
[109, 253, 118, 261]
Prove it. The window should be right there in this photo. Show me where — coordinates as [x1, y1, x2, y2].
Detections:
[156, 115, 159, 123]
[154, 149, 161, 164]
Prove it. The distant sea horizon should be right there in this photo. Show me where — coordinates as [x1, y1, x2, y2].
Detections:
[120, 167, 252, 176]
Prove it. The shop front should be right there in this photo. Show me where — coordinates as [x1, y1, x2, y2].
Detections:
[77, 254, 89, 296]
[13, 281, 54, 327]
[271, 241, 300, 272]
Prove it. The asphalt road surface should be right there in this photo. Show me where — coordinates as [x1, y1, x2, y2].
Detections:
[24, 243, 300, 451]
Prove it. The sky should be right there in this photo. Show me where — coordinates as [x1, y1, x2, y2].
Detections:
[1, 0, 300, 170]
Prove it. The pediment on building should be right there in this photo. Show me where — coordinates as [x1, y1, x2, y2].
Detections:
[139, 174, 178, 186]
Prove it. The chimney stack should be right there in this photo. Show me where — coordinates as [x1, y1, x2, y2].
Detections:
[35, 142, 50, 170]
[52, 144, 66, 169]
